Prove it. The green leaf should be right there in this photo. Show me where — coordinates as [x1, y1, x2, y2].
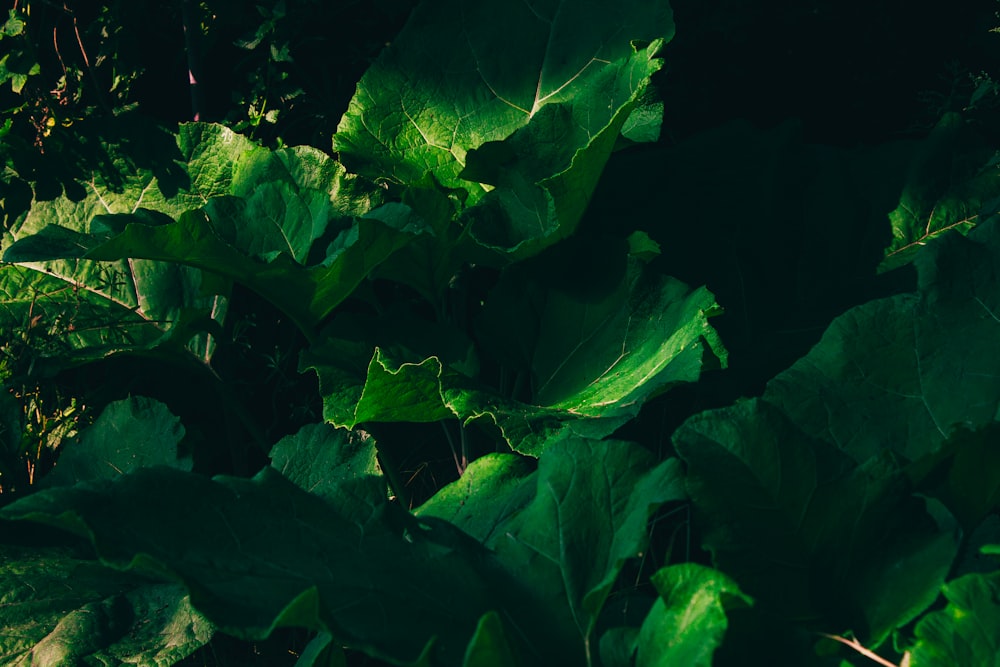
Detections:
[0, 543, 213, 665]
[675, 398, 960, 645]
[40, 396, 190, 488]
[335, 0, 672, 192]
[8, 202, 427, 340]
[511, 442, 684, 638]
[458, 41, 666, 258]
[0, 123, 249, 370]
[421, 438, 687, 653]
[636, 564, 752, 667]
[908, 570, 1000, 667]
[881, 113, 1000, 272]
[416, 453, 536, 544]
[671, 217, 1000, 649]
[908, 422, 1000, 533]
[3, 122, 394, 343]
[463, 611, 519, 667]
[528, 266, 726, 414]
[269, 422, 387, 523]
[334, 0, 672, 259]
[305, 259, 725, 456]
[1, 464, 568, 666]
[765, 217, 1000, 465]
[0, 251, 222, 376]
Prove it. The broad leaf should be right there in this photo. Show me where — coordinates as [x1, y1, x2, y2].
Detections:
[673, 217, 1000, 649]
[458, 41, 666, 258]
[88, 202, 428, 337]
[420, 438, 687, 655]
[635, 564, 752, 667]
[0, 123, 251, 371]
[40, 396, 190, 488]
[0, 250, 220, 376]
[416, 453, 535, 545]
[675, 398, 960, 645]
[0, 543, 213, 665]
[269, 422, 386, 524]
[1, 465, 565, 666]
[334, 0, 673, 259]
[304, 260, 725, 455]
[5, 201, 428, 340]
[765, 216, 1000, 465]
[908, 570, 1000, 667]
[3, 122, 397, 342]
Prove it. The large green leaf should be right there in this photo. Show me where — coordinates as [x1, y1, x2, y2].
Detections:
[92, 202, 427, 337]
[457, 40, 666, 259]
[4, 201, 428, 340]
[908, 570, 1000, 667]
[420, 438, 687, 659]
[335, 0, 671, 192]
[415, 453, 535, 545]
[0, 468, 520, 665]
[304, 259, 725, 455]
[0, 250, 220, 376]
[527, 266, 726, 413]
[1, 426, 573, 666]
[0, 543, 213, 665]
[765, 216, 1000, 465]
[672, 217, 1000, 651]
[0, 123, 251, 372]
[334, 0, 672, 259]
[675, 398, 960, 646]
[3, 122, 397, 343]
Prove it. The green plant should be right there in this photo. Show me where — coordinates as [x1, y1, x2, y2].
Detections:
[1, 0, 1000, 665]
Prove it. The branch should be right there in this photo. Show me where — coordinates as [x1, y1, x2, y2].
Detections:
[819, 633, 906, 667]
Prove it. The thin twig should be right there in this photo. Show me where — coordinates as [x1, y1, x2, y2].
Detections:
[68, 5, 113, 114]
[819, 633, 900, 667]
[440, 420, 464, 476]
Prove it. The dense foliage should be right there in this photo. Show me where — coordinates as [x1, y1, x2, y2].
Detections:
[2, 0, 1000, 665]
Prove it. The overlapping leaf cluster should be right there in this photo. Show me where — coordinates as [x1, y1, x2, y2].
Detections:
[1, 0, 1000, 665]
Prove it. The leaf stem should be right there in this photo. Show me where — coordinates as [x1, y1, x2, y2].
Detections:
[440, 419, 467, 476]
[181, 0, 205, 121]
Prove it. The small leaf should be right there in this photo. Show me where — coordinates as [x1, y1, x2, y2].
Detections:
[463, 611, 519, 667]
[269, 422, 386, 524]
[881, 113, 1000, 272]
[41, 396, 190, 488]
[636, 564, 752, 667]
